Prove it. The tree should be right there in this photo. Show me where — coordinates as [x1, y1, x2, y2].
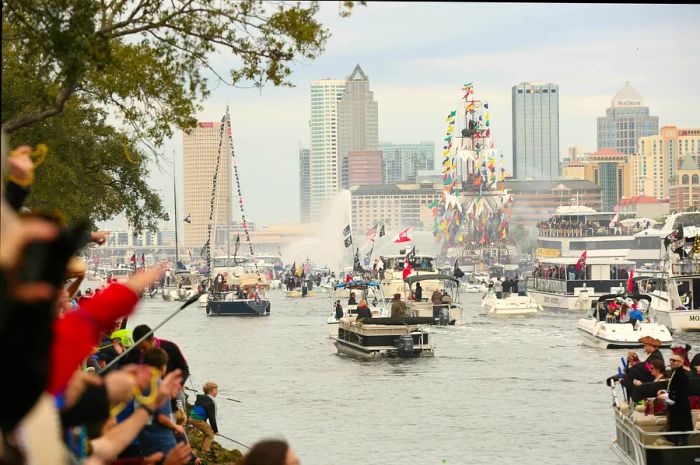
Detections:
[2, 0, 363, 148]
[9, 98, 164, 232]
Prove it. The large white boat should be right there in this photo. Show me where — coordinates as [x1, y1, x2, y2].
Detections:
[639, 212, 700, 332]
[536, 205, 660, 268]
[609, 383, 700, 464]
[577, 294, 672, 348]
[481, 289, 540, 316]
[527, 256, 634, 311]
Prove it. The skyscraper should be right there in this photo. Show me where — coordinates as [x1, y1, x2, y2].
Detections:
[380, 141, 435, 184]
[337, 64, 379, 190]
[299, 148, 311, 222]
[512, 82, 560, 180]
[309, 78, 346, 221]
[182, 122, 232, 249]
[348, 150, 383, 186]
[597, 82, 658, 155]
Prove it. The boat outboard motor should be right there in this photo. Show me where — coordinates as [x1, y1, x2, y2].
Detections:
[439, 307, 450, 325]
[395, 335, 414, 358]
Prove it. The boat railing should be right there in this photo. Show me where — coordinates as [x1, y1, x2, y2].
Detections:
[670, 260, 700, 276]
[529, 277, 627, 294]
[538, 226, 646, 238]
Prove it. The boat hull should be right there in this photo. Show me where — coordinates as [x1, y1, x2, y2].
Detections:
[481, 294, 540, 316]
[653, 308, 700, 332]
[577, 318, 672, 349]
[527, 288, 596, 311]
[206, 299, 270, 316]
[332, 337, 433, 359]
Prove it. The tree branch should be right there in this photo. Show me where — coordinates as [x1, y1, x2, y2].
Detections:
[2, 80, 78, 133]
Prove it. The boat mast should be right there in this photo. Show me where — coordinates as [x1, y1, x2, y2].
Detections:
[173, 150, 180, 265]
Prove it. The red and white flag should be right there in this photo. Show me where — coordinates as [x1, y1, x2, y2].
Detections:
[627, 267, 635, 293]
[575, 250, 587, 271]
[402, 256, 412, 280]
[393, 227, 411, 243]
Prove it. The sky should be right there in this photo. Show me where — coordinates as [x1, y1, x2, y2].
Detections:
[100, 2, 700, 232]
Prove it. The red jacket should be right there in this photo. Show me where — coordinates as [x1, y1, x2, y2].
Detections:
[48, 283, 139, 394]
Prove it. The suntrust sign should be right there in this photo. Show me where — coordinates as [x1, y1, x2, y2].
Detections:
[615, 100, 642, 106]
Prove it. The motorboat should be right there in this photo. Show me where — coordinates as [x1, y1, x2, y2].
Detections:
[205, 273, 271, 316]
[332, 316, 435, 359]
[481, 289, 540, 316]
[609, 382, 700, 464]
[403, 274, 464, 325]
[162, 269, 199, 301]
[527, 256, 635, 311]
[637, 212, 700, 333]
[327, 280, 387, 337]
[577, 294, 672, 349]
[379, 254, 441, 302]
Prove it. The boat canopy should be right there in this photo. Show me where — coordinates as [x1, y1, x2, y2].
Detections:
[404, 274, 459, 285]
[334, 280, 380, 289]
[596, 293, 652, 303]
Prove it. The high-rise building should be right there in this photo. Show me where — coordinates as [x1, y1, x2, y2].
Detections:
[309, 78, 346, 221]
[348, 151, 383, 186]
[633, 126, 700, 199]
[299, 148, 311, 222]
[584, 149, 632, 211]
[350, 183, 441, 232]
[670, 157, 700, 212]
[338, 64, 379, 190]
[182, 122, 232, 249]
[380, 141, 435, 184]
[512, 82, 560, 180]
[597, 82, 658, 155]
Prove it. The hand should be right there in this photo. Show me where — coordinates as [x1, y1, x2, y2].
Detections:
[103, 370, 137, 404]
[163, 442, 193, 465]
[90, 231, 109, 245]
[64, 371, 104, 409]
[633, 379, 642, 386]
[126, 263, 167, 294]
[120, 364, 152, 391]
[174, 424, 185, 435]
[144, 452, 165, 465]
[7, 146, 34, 182]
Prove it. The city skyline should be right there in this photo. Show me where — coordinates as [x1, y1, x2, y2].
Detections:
[98, 3, 700, 231]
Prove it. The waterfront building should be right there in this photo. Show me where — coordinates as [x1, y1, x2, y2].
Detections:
[182, 122, 232, 249]
[504, 179, 602, 227]
[670, 156, 700, 213]
[348, 150, 383, 186]
[337, 64, 379, 190]
[584, 148, 632, 211]
[597, 82, 658, 155]
[620, 196, 670, 219]
[299, 148, 311, 222]
[309, 78, 346, 221]
[632, 126, 700, 199]
[350, 183, 442, 232]
[562, 160, 586, 180]
[380, 141, 435, 184]
[511, 82, 560, 180]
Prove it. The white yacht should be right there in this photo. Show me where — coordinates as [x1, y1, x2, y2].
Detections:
[527, 256, 634, 311]
[577, 294, 672, 348]
[640, 212, 700, 332]
[481, 289, 540, 316]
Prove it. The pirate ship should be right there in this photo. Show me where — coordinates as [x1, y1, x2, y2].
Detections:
[431, 83, 517, 274]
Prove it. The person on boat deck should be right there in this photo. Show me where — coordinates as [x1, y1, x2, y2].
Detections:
[621, 336, 665, 396]
[348, 292, 357, 306]
[660, 354, 693, 445]
[516, 278, 527, 296]
[628, 304, 645, 326]
[680, 291, 692, 310]
[356, 300, 373, 320]
[441, 290, 453, 304]
[671, 343, 692, 372]
[414, 282, 423, 301]
[606, 351, 641, 387]
[494, 279, 503, 299]
[189, 382, 219, 461]
[633, 358, 667, 387]
[334, 300, 343, 320]
[431, 289, 443, 305]
[391, 293, 407, 318]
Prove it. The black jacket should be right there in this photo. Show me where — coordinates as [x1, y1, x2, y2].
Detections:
[192, 394, 218, 433]
[118, 338, 190, 381]
[356, 307, 372, 320]
[667, 367, 693, 434]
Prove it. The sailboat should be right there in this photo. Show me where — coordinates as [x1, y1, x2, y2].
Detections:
[203, 108, 271, 316]
[162, 152, 198, 301]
